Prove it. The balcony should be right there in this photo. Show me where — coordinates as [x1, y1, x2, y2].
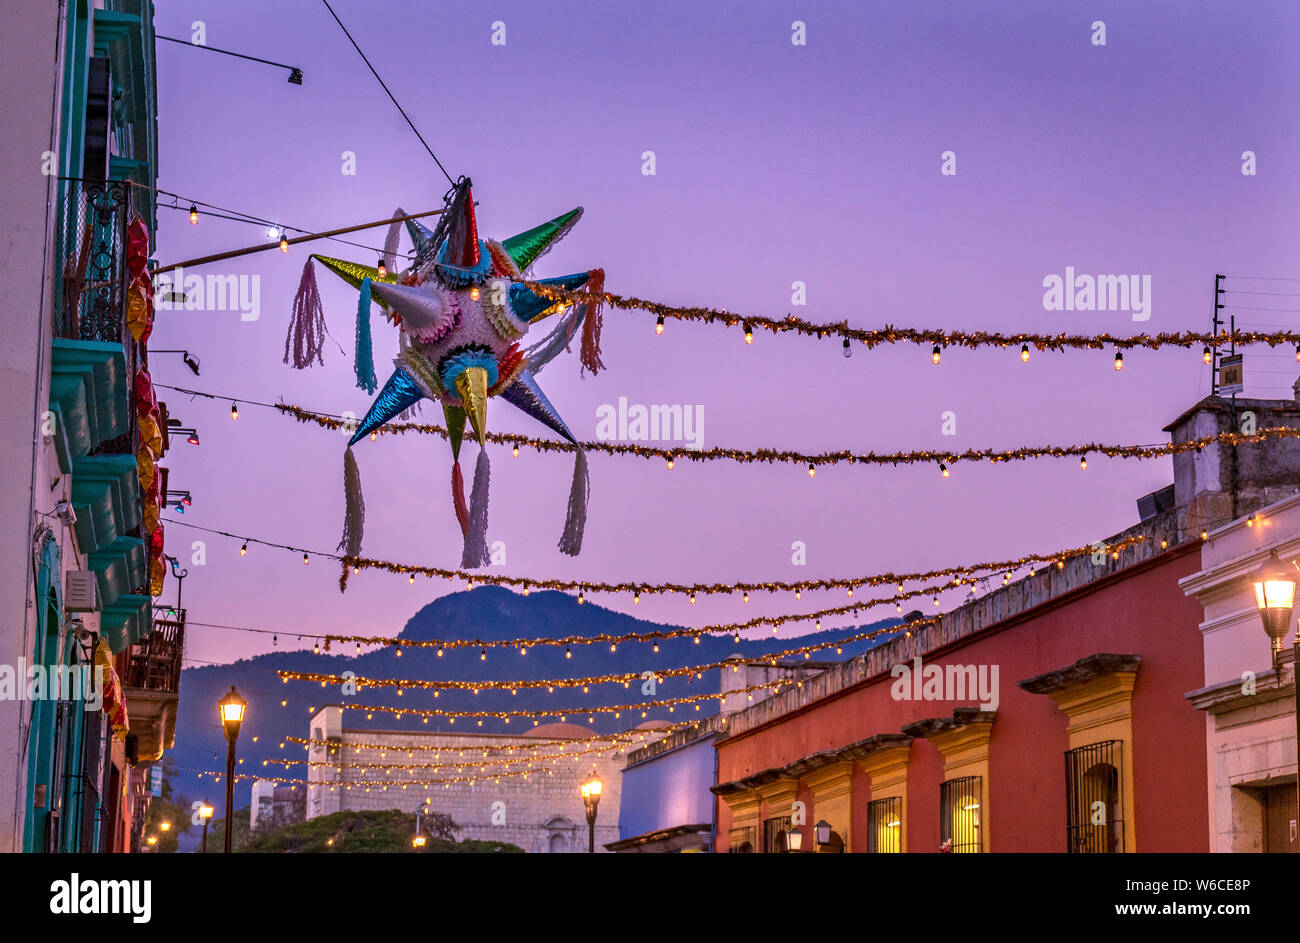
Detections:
[50, 177, 153, 655]
[123, 615, 183, 763]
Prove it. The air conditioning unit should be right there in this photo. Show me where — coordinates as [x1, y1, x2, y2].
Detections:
[66, 571, 99, 612]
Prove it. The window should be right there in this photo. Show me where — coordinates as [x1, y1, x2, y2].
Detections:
[940, 776, 982, 853]
[1065, 740, 1123, 853]
[763, 815, 791, 854]
[866, 797, 902, 853]
[728, 826, 755, 853]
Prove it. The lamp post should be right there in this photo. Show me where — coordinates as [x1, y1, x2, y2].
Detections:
[164, 554, 188, 614]
[580, 769, 603, 853]
[412, 809, 427, 849]
[199, 801, 214, 854]
[1251, 553, 1299, 828]
[218, 686, 247, 853]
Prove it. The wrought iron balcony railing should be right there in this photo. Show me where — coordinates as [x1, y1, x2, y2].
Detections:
[55, 178, 134, 345]
[123, 616, 184, 695]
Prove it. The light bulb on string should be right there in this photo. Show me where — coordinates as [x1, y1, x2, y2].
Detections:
[377, 258, 387, 278]
[1203, 346, 1212, 365]
[1020, 343, 1030, 363]
[511, 445, 519, 458]
[1113, 350, 1124, 371]
[280, 233, 290, 253]
[188, 205, 198, 224]
[932, 345, 942, 365]
[1080, 454, 1087, 471]
[940, 462, 949, 478]
[808, 464, 816, 478]
[240, 542, 247, 557]
[655, 315, 665, 335]
[843, 338, 851, 358]
[231, 402, 239, 421]
[744, 322, 753, 345]
[303, 553, 309, 565]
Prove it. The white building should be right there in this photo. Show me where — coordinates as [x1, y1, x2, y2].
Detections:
[1182, 491, 1300, 852]
[305, 706, 665, 852]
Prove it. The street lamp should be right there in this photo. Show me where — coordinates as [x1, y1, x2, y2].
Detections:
[1251, 552, 1298, 828]
[218, 686, 247, 853]
[199, 801, 214, 854]
[785, 827, 803, 852]
[413, 809, 427, 848]
[815, 819, 833, 846]
[580, 769, 603, 853]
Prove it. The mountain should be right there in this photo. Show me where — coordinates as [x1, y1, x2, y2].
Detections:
[166, 586, 899, 815]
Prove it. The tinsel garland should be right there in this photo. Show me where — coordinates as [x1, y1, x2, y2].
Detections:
[518, 277, 1300, 352]
[273, 401, 1300, 472]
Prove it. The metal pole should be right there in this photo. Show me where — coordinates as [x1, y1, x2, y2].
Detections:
[1294, 638, 1299, 850]
[223, 739, 236, 853]
[587, 808, 596, 853]
[201, 815, 209, 854]
[148, 208, 448, 277]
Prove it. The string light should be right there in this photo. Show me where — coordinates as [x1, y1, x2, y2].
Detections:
[655, 314, 665, 335]
[280, 233, 290, 253]
[188, 204, 198, 224]
[843, 338, 851, 358]
[940, 462, 949, 478]
[240, 542, 247, 557]
[1114, 350, 1124, 371]
[231, 402, 239, 421]
[303, 553, 309, 565]
[932, 345, 942, 365]
[241, 397, 1300, 476]
[377, 258, 387, 278]
[1020, 343, 1030, 363]
[1203, 346, 1213, 365]
[522, 276, 1300, 355]
[808, 464, 816, 478]
[744, 323, 753, 344]
[512, 445, 519, 457]
[1080, 454, 1087, 471]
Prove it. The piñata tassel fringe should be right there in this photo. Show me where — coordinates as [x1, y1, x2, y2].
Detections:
[579, 268, 605, 376]
[285, 257, 327, 368]
[460, 448, 491, 569]
[452, 460, 470, 537]
[338, 446, 365, 559]
[558, 448, 589, 556]
[354, 278, 377, 393]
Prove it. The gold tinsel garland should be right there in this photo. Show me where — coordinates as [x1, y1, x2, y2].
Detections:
[274, 402, 1300, 472]
[517, 277, 1300, 352]
[332, 678, 798, 722]
[328, 532, 1151, 628]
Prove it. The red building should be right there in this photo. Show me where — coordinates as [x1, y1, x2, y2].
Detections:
[714, 538, 1208, 852]
[714, 391, 1300, 853]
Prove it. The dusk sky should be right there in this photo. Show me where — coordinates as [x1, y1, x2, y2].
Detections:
[146, 0, 1300, 666]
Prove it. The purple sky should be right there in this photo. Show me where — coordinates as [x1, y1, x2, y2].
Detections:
[148, 0, 1300, 666]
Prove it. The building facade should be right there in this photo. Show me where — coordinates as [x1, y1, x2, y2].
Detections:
[306, 706, 639, 852]
[0, 0, 177, 853]
[709, 391, 1300, 853]
[1182, 490, 1300, 852]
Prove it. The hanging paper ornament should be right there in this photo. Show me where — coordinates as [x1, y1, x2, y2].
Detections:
[149, 525, 166, 596]
[287, 177, 606, 574]
[126, 273, 153, 342]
